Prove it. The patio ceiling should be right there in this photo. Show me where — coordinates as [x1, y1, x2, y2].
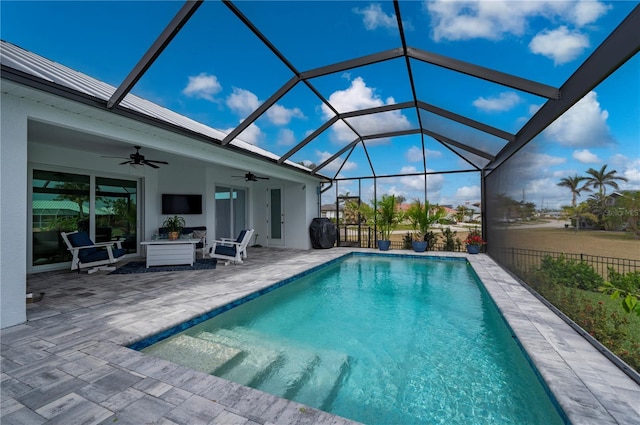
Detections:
[2, 1, 639, 183]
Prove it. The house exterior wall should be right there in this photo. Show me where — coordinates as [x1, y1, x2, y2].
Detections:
[1, 87, 322, 328]
[1, 94, 28, 329]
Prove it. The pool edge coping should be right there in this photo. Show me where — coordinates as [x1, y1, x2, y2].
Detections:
[127, 248, 640, 425]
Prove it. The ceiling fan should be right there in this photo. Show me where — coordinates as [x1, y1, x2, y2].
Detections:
[104, 146, 168, 169]
[233, 172, 270, 182]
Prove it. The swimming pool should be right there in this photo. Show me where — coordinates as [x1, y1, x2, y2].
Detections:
[137, 254, 566, 424]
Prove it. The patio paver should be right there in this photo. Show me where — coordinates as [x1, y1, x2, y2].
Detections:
[2, 247, 639, 424]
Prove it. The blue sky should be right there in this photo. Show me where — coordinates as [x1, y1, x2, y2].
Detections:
[2, 1, 638, 209]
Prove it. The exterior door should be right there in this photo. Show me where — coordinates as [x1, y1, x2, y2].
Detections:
[31, 169, 138, 271]
[267, 187, 284, 246]
[215, 186, 247, 239]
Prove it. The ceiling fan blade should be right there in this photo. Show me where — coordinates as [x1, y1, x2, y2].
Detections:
[102, 155, 129, 159]
[119, 160, 133, 165]
[145, 160, 169, 164]
[142, 161, 160, 169]
[256, 176, 270, 180]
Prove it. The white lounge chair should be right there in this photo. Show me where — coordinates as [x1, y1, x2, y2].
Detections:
[61, 231, 126, 274]
[209, 229, 254, 265]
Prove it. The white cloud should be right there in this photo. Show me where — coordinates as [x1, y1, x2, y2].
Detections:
[529, 103, 543, 115]
[572, 1, 610, 26]
[609, 154, 640, 187]
[529, 26, 590, 65]
[322, 77, 411, 143]
[353, 3, 397, 30]
[624, 168, 640, 186]
[509, 151, 567, 181]
[406, 146, 423, 162]
[426, 1, 607, 42]
[426, 148, 442, 159]
[406, 146, 441, 162]
[544, 91, 613, 147]
[182, 73, 222, 101]
[226, 88, 260, 118]
[225, 122, 263, 146]
[572, 149, 601, 164]
[473, 91, 521, 112]
[316, 150, 357, 173]
[455, 185, 481, 200]
[299, 159, 315, 169]
[276, 128, 296, 146]
[397, 166, 445, 193]
[266, 104, 305, 125]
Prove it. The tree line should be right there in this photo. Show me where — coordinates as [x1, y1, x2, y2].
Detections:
[557, 164, 637, 233]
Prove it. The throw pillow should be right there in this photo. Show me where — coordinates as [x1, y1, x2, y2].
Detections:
[193, 230, 206, 242]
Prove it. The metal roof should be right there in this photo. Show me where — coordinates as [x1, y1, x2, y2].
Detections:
[0, 39, 311, 175]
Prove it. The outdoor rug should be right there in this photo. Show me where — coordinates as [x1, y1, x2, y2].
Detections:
[109, 258, 217, 274]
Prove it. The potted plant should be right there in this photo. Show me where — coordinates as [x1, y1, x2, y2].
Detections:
[162, 215, 185, 240]
[406, 200, 446, 252]
[375, 194, 401, 251]
[464, 228, 485, 254]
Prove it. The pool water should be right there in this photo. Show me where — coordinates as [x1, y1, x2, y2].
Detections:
[142, 255, 565, 424]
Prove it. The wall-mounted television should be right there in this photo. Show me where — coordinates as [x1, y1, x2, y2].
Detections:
[162, 194, 203, 215]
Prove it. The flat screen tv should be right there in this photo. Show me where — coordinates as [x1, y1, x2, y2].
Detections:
[162, 194, 202, 215]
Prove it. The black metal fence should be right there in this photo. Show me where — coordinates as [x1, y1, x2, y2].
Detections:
[495, 247, 640, 279]
[336, 225, 467, 252]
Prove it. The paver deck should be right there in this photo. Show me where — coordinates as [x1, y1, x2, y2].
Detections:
[2, 248, 639, 424]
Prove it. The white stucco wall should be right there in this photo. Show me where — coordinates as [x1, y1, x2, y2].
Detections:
[1, 94, 28, 328]
[1, 85, 324, 329]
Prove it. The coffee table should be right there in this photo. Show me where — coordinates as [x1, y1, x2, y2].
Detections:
[140, 239, 200, 268]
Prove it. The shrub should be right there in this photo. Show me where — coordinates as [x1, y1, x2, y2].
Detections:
[526, 277, 640, 372]
[402, 232, 413, 250]
[442, 227, 460, 251]
[424, 231, 438, 251]
[538, 254, 604, 291]
[608, 268, 640, 294]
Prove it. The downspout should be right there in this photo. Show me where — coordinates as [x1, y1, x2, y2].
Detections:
[319, 180, 333, 217]
[320, 180, 333, 194]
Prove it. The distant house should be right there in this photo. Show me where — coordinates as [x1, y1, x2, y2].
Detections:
[606, 190, 638, 206]
[321, 204, 343, 220]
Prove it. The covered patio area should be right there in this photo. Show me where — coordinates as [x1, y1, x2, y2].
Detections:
[2, 249, 639, 424]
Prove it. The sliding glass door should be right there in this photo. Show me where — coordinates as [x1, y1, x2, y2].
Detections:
[31, 169, 138, 268]
[95, 177, 138, 253]
[215, 186, 247, 239]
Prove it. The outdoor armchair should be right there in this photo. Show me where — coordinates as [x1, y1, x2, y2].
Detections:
[61, 231, 126, 274]
[209, 229, 254, 265]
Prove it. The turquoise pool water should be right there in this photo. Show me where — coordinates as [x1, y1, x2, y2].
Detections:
[141, 255, 565, 424]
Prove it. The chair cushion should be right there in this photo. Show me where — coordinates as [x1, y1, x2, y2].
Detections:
[215, 245, 237, 257]
[68, 232, 98, 260]
[68, 231, 94, 247]
[235, 230, 247, 243]
[80, 247, 126, 263]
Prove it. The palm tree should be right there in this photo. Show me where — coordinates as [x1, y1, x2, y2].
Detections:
[557, 174, 590, 207]
[585, 165, 628, 198]
[585, 165, 628, 227]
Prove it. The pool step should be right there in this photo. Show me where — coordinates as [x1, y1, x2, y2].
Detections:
[197, 331, 282, 386]
[141, 334, 242, 374]
[293, 350, 350, 411]
[198, 327, 350, 410]
[200, 328, 319, 398]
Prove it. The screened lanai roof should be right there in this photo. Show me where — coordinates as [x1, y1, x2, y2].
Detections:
[1, 1, 639, 188]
